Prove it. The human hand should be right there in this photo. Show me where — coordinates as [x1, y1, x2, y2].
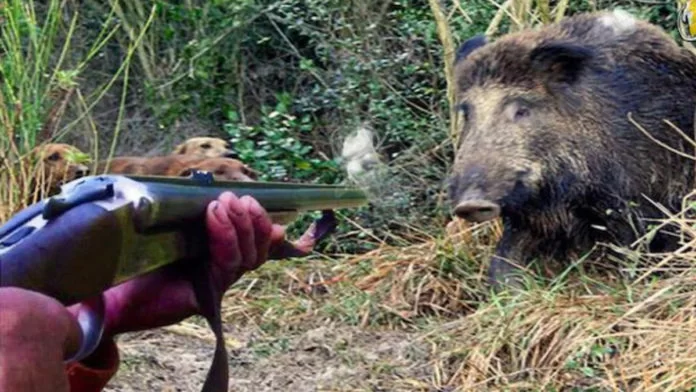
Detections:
[0, 287, 82, 392]
[68, 191, 336, 338]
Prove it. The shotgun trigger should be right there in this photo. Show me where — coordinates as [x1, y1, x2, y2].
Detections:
[64, 294, 106, 364]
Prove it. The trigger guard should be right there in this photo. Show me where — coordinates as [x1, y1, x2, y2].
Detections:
[64, 294, 106, 363]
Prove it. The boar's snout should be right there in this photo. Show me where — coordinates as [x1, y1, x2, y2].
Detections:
[448, 166, 500, 222]
[453, 196, 501, 223]
[448, 164, 500, 223]
[449, 163, 533, 223]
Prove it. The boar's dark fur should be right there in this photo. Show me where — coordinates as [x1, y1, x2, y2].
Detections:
[448, 10, 696, 290]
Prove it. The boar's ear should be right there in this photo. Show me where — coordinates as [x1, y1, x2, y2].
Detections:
[455, 35, 488, 64]
[529, 42, 594, 85]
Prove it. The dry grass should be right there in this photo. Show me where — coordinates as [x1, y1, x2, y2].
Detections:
[208, 197, 696, 391]
[220, 219, 497, 330]
[0, 139, 94, 221]
[1, 145, 60, 221]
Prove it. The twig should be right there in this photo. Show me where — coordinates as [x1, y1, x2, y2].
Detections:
[628, 112, 696, 161]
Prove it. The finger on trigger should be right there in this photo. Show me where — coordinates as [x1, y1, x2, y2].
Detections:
[294, 221, 318, 253]
[269, 240, 310, 260]
[294, 210, 337, 251]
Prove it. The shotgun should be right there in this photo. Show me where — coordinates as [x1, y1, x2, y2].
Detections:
[0, 171, 368, 392]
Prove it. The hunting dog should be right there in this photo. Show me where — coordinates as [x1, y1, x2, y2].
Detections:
[171, 137, 237, 159]
[28, 143, 90, 195]
[97, 155, 258, 182]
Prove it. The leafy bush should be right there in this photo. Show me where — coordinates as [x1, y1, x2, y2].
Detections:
[224, 92, 341, 184]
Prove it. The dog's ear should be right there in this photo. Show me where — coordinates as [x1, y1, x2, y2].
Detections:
[177, 167, 195, 177]
[122, 163, 141, 174]
[173, 142, 187, 155]
[243, 165, 259, 180]
[28, 145, 43, 159]
[24, 145, 45, 166]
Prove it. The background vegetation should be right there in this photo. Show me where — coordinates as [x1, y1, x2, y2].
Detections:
[4, 0, 696, 391]
[0, 0, 683, 250]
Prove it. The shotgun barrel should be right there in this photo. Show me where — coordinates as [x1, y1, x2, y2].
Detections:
[0, 172, 368, 306]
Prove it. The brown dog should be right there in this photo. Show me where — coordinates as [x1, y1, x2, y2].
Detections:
[178, 157, 259, 182]
[97, 155, 258, 182]
[29, 143, 90, 194]
[171, 137, 236, 159]
[96, 155, 200, 177]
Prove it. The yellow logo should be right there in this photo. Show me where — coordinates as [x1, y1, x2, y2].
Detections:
[679, 0, 696, 41]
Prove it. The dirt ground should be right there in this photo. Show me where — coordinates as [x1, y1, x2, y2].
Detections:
[104, 322, 433, 392]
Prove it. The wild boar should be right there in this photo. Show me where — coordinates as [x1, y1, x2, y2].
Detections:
[447, 10, 696, 290]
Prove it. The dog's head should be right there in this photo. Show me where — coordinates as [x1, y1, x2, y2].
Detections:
[31, 143, 90, 189]
[172, 137, 237, 159]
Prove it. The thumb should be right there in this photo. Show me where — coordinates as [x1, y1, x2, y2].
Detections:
[268, 211, 338, 260]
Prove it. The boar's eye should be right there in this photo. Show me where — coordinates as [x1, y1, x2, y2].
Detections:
[504, 100, 532, 122]
[514, 107, 530, 121]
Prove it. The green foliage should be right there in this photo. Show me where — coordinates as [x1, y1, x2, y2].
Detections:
[64, 149, 92, 165]
[0, 0, 146, 210]
[224, 92, 341, 183]
[137, 0, 265, 128]
[0, 0, 154, 151]
[0, 0, 78, 147]
[5, 0, 687, 249]
[110, 0, 459, 251]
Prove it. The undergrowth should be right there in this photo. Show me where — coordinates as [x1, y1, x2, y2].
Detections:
[5, 0, 696, 391]
[0, 0, 152, 219]
[220, 200, 696, 391]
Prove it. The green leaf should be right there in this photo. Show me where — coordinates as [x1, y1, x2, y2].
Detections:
[254, 149, 270, 158]
[227, 111, 239, 123]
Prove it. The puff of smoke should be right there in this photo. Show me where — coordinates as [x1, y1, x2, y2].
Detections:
[342, 127, 382, 179]
[340, 125, 399, 204]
